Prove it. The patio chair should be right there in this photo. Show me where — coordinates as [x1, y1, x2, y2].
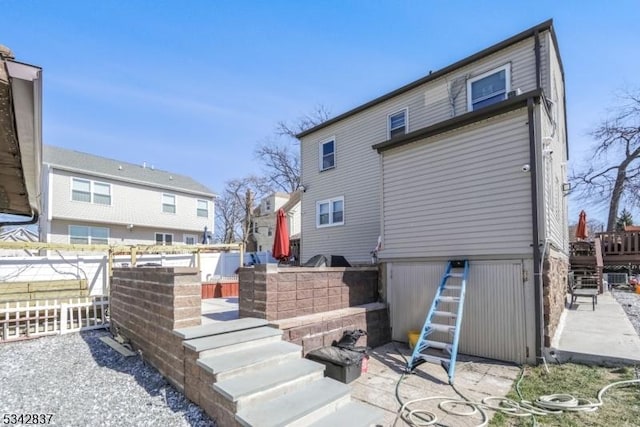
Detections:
[568, 272, 597, 311]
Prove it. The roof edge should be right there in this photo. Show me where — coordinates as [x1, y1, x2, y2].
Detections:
[373, 89, 542, 152]
[297, 19, 554, 139]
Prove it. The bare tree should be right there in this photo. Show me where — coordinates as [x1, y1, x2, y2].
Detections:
[255, 105, 331, 192]
[217, 175, 273, 246]
[571, 89, 640, 231]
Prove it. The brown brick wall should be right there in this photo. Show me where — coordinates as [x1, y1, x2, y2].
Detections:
[272, 303, 391, 355]
[239, 265, 379, 320]
[110, 267, 202, 390]
[542, 253, 569, 347]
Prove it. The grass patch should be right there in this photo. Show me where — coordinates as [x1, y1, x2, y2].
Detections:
[489, 364, 639, 427]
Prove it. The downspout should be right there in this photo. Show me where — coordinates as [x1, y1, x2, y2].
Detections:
[528, 98, 543, 360]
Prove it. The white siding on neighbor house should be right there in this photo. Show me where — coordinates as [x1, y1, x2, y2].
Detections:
[300, 33, 544, 263]
[386, 260, 533, 364]
[49, 169, 213, 232]
[380, 109, 533, 259]
[48, 220, 204, 246]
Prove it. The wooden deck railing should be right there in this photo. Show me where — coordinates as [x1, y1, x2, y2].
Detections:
[596, 231, 640, 256]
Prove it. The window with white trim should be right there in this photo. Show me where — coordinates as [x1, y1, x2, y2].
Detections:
[162, 194, 176, 214]
[319, 138, 335, 171]
[69, 225, 109, 245]
[155, 233, 173, 245]
[184, 234, 197, 245]
[71, 178, 111, 205]
[467, 64, 510, 111]
[197, 200, 208, 217]
[388, 109, 407, 139]
[316, 196, 344, 228]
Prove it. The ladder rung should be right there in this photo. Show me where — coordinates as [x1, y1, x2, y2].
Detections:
[419, 340, 452, 351]
[433, 311, 457, 318]
[438, 296, 460, 303]
[428, 323, 455, 333]
[417, 354, 449, 364]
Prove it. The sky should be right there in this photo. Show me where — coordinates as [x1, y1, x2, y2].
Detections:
[2, 0, 639, 226]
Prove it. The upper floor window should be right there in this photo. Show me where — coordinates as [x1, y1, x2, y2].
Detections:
[162, 194, 176, 214]
[316, 196, 344, 228]
[69, 225, 109, 245]
[388, 109, 408, 139]
[467, 64, 510, 111]
[156, 232, 173, 245]
[71, 178, 111, 205]
[197, 200, 208, 217]
[319, 138, 335, 171]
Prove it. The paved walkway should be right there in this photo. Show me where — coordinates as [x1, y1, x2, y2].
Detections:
[551, 291, 640, 365]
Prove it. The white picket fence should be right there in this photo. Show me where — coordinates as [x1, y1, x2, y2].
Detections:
[0, 296, 109, 342]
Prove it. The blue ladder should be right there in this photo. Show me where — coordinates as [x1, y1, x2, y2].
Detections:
[406, 260, 469, 385]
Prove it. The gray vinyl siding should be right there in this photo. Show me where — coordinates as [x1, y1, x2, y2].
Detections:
[49, 219, 200, 246]
[386, 260, 533, 364]
[380, 109, 532, 259]
[49, 169, 213, 233]
[300, 34, 542, 263]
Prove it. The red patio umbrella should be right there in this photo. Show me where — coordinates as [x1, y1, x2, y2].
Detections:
[272, 208, 290, 261]
[575, 210, 588, 240]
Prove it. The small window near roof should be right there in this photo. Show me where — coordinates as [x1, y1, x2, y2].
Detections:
[467, 65, 510, 111]
[388, 109, 407, 139]
[319, 139, 335, 171]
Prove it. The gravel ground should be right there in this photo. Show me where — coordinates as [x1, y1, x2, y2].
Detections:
[0, 330, 215, 427]
[612, 287, 640, 336]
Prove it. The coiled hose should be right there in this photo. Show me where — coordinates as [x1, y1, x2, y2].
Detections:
[393, 363, 640, 427]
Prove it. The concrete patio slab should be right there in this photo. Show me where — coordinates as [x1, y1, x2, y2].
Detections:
[550, 292, 640, 365]
[350, 342, 520, 426]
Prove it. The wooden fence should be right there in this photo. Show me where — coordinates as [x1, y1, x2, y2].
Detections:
[0, 296, 109, 342]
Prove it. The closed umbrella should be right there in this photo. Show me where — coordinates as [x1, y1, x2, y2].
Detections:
[272, 209, 290, 262]
[576, 210, 588, 240]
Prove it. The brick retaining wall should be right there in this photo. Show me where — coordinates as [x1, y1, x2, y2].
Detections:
[238, 265, 379, 320]
[110, 267, 201, 390]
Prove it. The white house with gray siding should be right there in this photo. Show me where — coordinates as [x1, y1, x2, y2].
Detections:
[297, 20, 568, 364]
[40, 146, 216, 247]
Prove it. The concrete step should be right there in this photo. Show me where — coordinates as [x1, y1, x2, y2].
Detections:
[307, 401, 386, 427]
[235, 377, 351, 427]
[184, 326, 283, 357]
[174, 317, 268, 340]
[213, 358, 326, 411]
[197, 340, 302, 381]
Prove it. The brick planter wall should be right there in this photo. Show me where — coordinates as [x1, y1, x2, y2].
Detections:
[110, 267, 202, 391]
[543, 251, 569, 347]
[238, 265, 379, 321]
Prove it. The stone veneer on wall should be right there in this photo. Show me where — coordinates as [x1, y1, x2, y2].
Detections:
[542, 252, 570, 347]
[238, 265, 379, 321]
[110, 267, 201, 391]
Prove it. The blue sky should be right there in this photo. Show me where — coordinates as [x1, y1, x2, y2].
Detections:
[2, 1, 639, 225]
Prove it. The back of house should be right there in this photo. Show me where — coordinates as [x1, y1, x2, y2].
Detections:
[298, 20, 569, 364]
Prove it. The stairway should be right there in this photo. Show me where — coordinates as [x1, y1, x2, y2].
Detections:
[175, 318, 384, 427]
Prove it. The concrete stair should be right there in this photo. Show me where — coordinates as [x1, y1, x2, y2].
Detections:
[178, 317, 384, 426]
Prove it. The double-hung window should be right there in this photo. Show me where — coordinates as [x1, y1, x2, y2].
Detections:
[162, 194, 176, 214]
[69, 225, 109, 245]
[197, 200, 208, 217]
[72, 178, 111, 205]
[316, 196, 344, 228]
[388, 109, 408, 138]
[319, 138, 335, 171]
[467, 64, 510, 111]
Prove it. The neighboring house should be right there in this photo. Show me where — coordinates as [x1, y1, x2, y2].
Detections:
[40, 146, 216, 246]
[297, 20, 568, 364]
[0, 46, 42, 224]
[0, 227, 38, 256]
[247, 191, 301, 253]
